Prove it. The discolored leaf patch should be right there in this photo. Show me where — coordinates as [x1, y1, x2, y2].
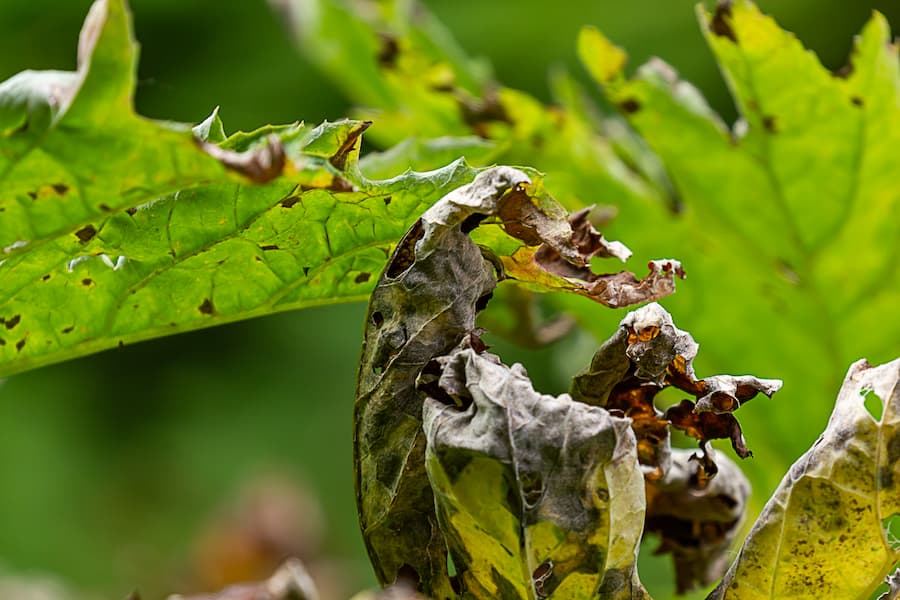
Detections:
[709, 357, 900, 599]
[423, 339, 649, 599]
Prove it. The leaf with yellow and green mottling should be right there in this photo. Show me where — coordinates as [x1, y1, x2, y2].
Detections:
[709, 358, 900, 599]
[575, 2, 900, 495]
[423, 342, 649, 599]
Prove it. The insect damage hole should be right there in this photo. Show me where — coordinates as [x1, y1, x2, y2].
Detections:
[883, 514, 900, 550]
[862, 387, 884, 422]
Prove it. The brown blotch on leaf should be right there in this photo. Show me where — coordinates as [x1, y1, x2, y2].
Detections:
[355, 272, 372, 284]
[619, 98, 642, 114]
[52, 183, 69, 195]
[99, 203, 112, 212]
[572, 303, 780, 482]
[27, 191, 37, 200]
[383, 196, 392, 206]
[762, 115, 778, 133]
[710, 1, 737, 42]
[62, 326, 74, 334]
[42, 274, 51, 281]
[75, 224, 97, 243]
[198, 135, 286, 184]
[126, 207, 138, 216]
[330, 121, 373, 171]
[280, 195, 300, 209]
[15, 338, 26, 352]
[386, 219, 425, 278]
[833, 63, 854, 79]
[302, 266, 310, 277]
[851, 96, 864, 107]
[82, 278, 93, 287]
[199, 298, 215, 315]
[377, 32, 400, 68]
[260, 244, 280, 251]
[2, 314, 21, 330]
[460, 91, 513, 138]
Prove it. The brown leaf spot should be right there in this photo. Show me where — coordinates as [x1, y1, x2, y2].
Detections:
[280, 195, 300, 208]
[98, 203, 112, 212]
[619, 98, 641, 114]
[27, 191, 37, 200]
[302, 266, 310, 277]
[82, 278, 93, 287]
[3, 314, 21, 330]
[199, 298, 215, 315]
[762, 115, 777, 133]
[0, 338, 5, 346]
[377, 33, 400, 68]
[383, 195, 392, 206]
[62, 326, 74, 334]
[833, 63, 854, 79]
[126, 207, 138, 216]
[851, 96, 864, 107]
[199, 135, 286, 183]
[386, 219, 425, 278]
[52, 183, 69, 195]
[710, 1, 737, 42]
[42, 274, 51, 281]
[260, 244, 280, 251]
[460, 92, 512, 137]
[330, 121, 372, 171]
[15, 338, 26, 352]
[75, 224, 97, 243]
[355, 272, 371, 284]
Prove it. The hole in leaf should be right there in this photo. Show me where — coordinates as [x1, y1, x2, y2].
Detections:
[447, 553, 458, 578]
[884, 514, 900, 550]
[863, 388, 884, 422]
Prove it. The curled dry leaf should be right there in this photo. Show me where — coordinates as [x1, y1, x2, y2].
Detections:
[644, 448, 750, 594]
[354, 166, 680, 596]
[197, 134, 286, 184]
[571, 302, 781, 483]
[879, 569, 900, 600]
[709, 357, 900, 599]
[166, 558, 319, 600]
[422, 340, 649, 600]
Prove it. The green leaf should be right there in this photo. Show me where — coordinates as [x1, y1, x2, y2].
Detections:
[0, 0, 496, 376]
[277, 0, 672, 213]
[423, 342, 648, 599]
[708, 357, 900, 599]
[574, 1, 900, 492]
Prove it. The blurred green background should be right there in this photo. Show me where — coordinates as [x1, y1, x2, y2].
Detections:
[1, 1, 898, 599]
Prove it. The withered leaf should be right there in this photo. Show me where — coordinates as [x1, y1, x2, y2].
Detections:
[423, 340, 649, 599]
[354, 166, 678, 596]
[571, 302, 781, 482]
[644, 448, 750, 594]
[167, 558, 319, 600]
[709, 358, 900, 599]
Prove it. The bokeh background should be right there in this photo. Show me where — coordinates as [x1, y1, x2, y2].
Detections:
[1, 1, 898, 598]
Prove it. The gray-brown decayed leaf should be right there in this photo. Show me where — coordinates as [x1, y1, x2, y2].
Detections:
[422, 340, 649, 600]
[354, 165, 677, 597]
[197, 134, 286, 183]
[644, 449, 750, 594]
[167, 558, 318, 600]
[709, 357, 900, 600]
[879, 569, 900, 600]
[570, 302, 781, 483]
